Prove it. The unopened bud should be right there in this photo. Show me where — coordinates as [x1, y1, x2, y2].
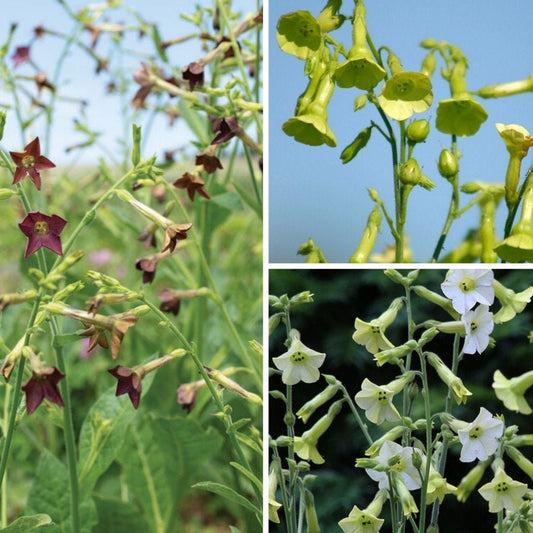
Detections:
[406, 119, 430, 143]
[438, 149, 459, 179]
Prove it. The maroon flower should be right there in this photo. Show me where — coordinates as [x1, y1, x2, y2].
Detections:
[18, 211, 67, 259]
[138, 227, 157, 249]
[132, 62, 157, 109]
[196, 146, 223, 174]
[158, 288, 182, 316]
[216, 36, 241, 61]
[12, 45, 31, 67]
[182, 61, 204, 90]
[176, 380, 204, 414]
[10, 137, 56, 190]
[135, 256, 158, 284]
[35, 72, 55, 93]
[173, 172, 210, 201]
[211, 116, 243, 145]
[108, 366, 143, 409]
[161, 223, 193, 254]
[22, 366, 65, 415]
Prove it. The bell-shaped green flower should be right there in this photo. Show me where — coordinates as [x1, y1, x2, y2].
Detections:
[276, 11, 323, 60]
[338, 490, 387, 533]
[493, 279, 533, 324]
[317, 0, 346, 33]
[493, 369, 533, 414]
[436, 60, 488, 136]
[334, 2, 386, 90]
[478, 467, 527, 513]
[283, 51, 337, 147]
[377, 52, 432, 121]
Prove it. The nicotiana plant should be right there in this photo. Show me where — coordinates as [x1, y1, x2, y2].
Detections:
[276, 0, 533, 263]
[0, 1, 262, 532]
[269, 269, 533, 532]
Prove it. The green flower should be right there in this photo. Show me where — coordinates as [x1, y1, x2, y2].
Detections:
[377, 52, 433, 121]
[493, 369, 533, 414]
[427, 352, 472, 405]
[338, 490, 387, 533]
[493, 279, 533, 324]
[478, 467, 527, 513]
[334, 2, 385, 90]
[276, 11, 322, 60]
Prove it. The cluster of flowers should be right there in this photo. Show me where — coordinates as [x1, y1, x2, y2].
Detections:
[270, 269, 533, 530]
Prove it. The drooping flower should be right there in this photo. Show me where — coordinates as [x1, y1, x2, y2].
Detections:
[22, 354, 65, 415]
[456, 458, 492, 502]
[296, 382, 340, 423]
[10, 137, 56, 190]
[173, 172, 210, 201]
[456, 407, 504, 463]
[440, 269, 494, 314]
[365, 440, 422, 491]
[268, 463, 282, 524]
[182, 61, 204, 90]
[176, 379, 205, 413]
[496, 123, 533, 158]
[493, 369, 533, 414]
[352, 297, 403, 354]
[478, 467, 527, 513]
[211, 116, 242, 145]
[196, 145, 223, 173]
[426, 352, 472, 405]
[272, 329, 326, 385]
[462, 304, 494, 354]
[12, 45, 31, 67]
[276, 10, 323, 60]
[18, 211, 67, 258]
[338, 490, 387, 533]
[355, 373, 416, 425]
[492, 279, 533, 324]
[161, 222, 193, 253]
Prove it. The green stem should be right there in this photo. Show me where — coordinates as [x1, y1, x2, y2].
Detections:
[339, 383, 373, 446]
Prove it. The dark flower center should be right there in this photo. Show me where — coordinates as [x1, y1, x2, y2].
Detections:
[290, 350, 307, 364]
[22, 155, 36, 169]
[34, 221, 50, 235]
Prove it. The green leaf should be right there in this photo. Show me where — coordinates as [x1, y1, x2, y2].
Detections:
[0, 514, 52, 532]
[235, 431, 262, 456]
[229, 461, 262, 492]
[178, 98, 210, 145]
[192, 481, 261, 516]
[120, 416, 223, 532]
[151, 25, 168, 62]
[340, 127, 372, 164]
[92, 496, 150, 533]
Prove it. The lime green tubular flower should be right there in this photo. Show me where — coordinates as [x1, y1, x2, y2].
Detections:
[456, 458, 491, 502]
[296, 382, 340, 423]
[352, 297, 403, 354]
[377, 51, 432, 121]
[276, 10, 323, 60]
[334, 1, 386, 91]
[436, 59, 488, 137]
[493, 369, 533, 414]
[338, 490, 387, 533]
[426, 352, 472, 405]
[492, 279, 533, 324]
[268, 465, 282, 523]
[506, 446, 533, 483]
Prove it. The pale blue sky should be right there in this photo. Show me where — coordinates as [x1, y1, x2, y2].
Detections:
[269, 1, 533, 263]
[0, 0, 258, 165]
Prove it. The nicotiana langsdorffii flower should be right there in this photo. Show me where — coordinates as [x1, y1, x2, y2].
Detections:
[440, 269, 494, 315]
[453, 407, 504, 463]
[352, 297, 403, 355]
[365, 440, 422, 491]
[276, 10, 323, 60]
[272, 329, 326, 385]
[10, 137, 56, 191]
[18, 211, 67, 259]
[461, 304, 494, 355]
[293, 400, 343, 464]
[354, 372, 415, 425]
[338, 489, 387, 533]
[493, 369, 533, 414]
[478, 467, 527, 513]
[21, 352, 65, 415]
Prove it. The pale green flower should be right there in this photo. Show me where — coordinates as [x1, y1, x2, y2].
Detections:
[478, 467, 527, 513]
[338, 490, 387, 533]
[493, 369, 533, 414]
[493, 279, 533, 324]
[427, 352, 472, 405]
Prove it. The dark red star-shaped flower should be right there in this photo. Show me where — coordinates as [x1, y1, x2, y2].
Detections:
[108, 365, 143, 409]
[173, 172, 210, 201]
[22, 366, 65, 415]
[18, 211, 67, 258]
[10, 137, 56, 190]
[182, 61, 204, 90]
[12, 45, 31, 67]
[211, 116, 243, 145]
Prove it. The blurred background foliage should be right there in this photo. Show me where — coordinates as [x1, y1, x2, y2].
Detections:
[269, 268, 533, 532]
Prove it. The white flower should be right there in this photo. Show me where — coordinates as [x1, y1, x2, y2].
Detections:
[272, 331, 326, 385]
[462, 304, 494, 354]
[366, 440, 422, 490]
[457, 407, 504, 462]
[441, 269, 494, 314]
[354, 379, 401, 425]
[478, 467, 527, 513]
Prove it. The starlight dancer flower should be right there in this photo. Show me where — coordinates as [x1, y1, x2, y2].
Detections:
[296, 382, 340, 423]
[492, 279, 533, 324]
[440, 269, 494, 314]
[493, 369, 533, 414]
[18, 212, 67, 258]
[338, 489, 387, 533]
[462, 304, 494, 355]
[478, 467, 527, 513]
[352, 297, 403, 354]
[272, 329, 326, 385]
[426, 352, 472, 405]
[452, 407, 504, 463]
[21, 352, 65, 415]
[10, 137, 56, 190]
[354, 372, 415, 425]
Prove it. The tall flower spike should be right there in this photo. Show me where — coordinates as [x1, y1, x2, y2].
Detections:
[478, 467, 527, 513]
[352, 297, 403, 354]
[282, 47, 337, 147]
[18, 212, 67, 258]
[440, 268, 494, 315]
[377, 51, 432, 121]
[334, 1, 386, 91]
[272, 329, 326, 385]
[455, 407, 504, 463]
[495, 123, 533, 208]
[10, 137, 56, 191]
[435, 59, 488, 137]
[493, 369, 533, 414]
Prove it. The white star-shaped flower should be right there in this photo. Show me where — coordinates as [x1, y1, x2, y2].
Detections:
[441, 269, 494, 314]
[462, 304, 494, 354]
[457, 407, 504, 462]
[354, 379, 401, 425]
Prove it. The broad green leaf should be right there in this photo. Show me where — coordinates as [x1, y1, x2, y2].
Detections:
[120, 416, 223, 532]
[192, 481, 261, 516]
[92, 496, 150, 533]
[0, 514, 52, 532]
[26, 451, 97, 533]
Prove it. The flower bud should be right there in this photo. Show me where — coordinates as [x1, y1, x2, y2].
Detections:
[341, 126, 372, 164]
[406, 119, 430, 143]
[0, 188, 16, 200]
[131, 124, 142, 166]
[354, 94, 367, 111]
[398, 158, 422, 186]
[268, 313, 281, 335]
[438, 149, 459, 179]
